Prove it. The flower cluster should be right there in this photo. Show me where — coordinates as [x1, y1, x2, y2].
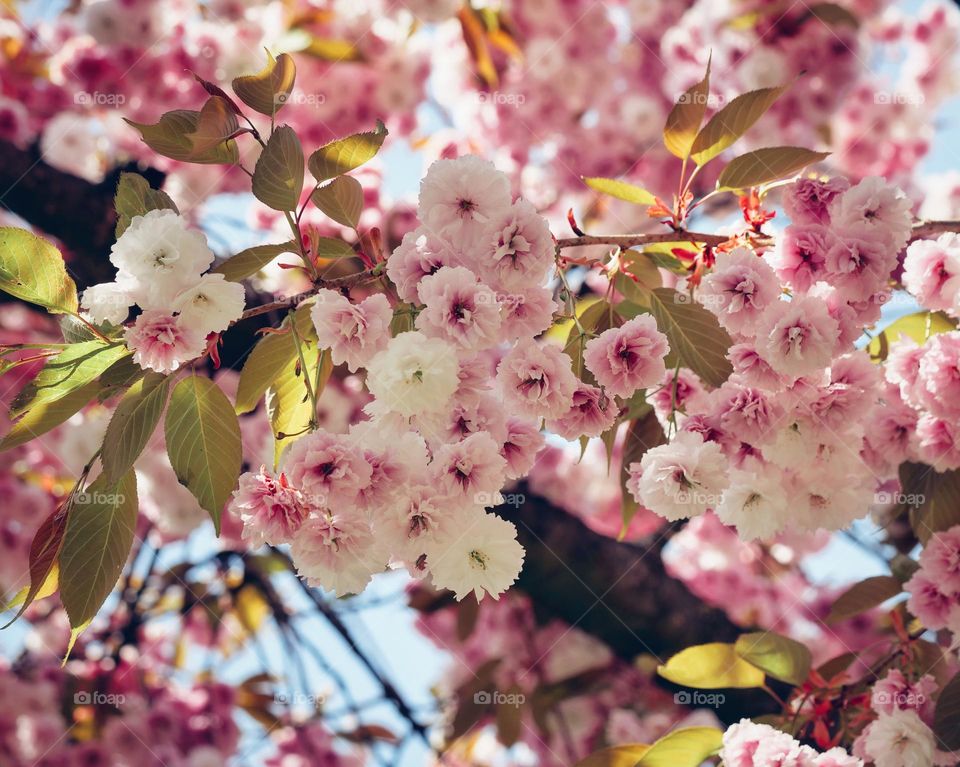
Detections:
[905, 524, 960, 635]
[80, 210, 246, 373]
[626, 176, 914, 540]
[230, 155, 596, 601]
[721, 719, 862, 767]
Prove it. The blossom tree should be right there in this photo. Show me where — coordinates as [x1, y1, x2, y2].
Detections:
[3, 1, 960, 767]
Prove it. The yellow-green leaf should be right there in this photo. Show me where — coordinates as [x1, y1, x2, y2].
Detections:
[267, 345, 331, 467]
[114, 172, 179, 237]
[574, 744, 650, 767]
[165, 376, 242, 533]
[658, 643, 765, 689]
[0, 228, 78, 314]
[59, 471, 138, 629]
[235, 307, 313, 414]
[186, 96, 240, 158]
[690, 84, 789, 165]
[11, 341, 129, 418]
[717, 147, 830, 191]
[664, 58, 711, 160]
[867, 311, 954, 360]
[827, 575, 902, 623]
[637, 727, 723, 767]
[101, 374, 170, 484]
[0, 380, 100, 451]
[734, 631, 812, 685]
[313, 237, 358, 260]
[311, 175, 364, 228]
[648, 287, 732, 387]
[252, 125, 304, 212]
[211, 241, 298, 282]
[232, 51, 297, 117]
[308, 121, 388, 183]
[582, 177, 657, 206]
[125, 110, 239, 165]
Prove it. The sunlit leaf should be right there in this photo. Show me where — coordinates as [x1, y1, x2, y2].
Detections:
[232, 51, 296, 116]
[658, 643, 765, 689]
[637, 727, 723, 767]
[690, 84, 789, 165]
[2, 503, 68, 625]
[235, 307, 313, 415]
[101, 374, 170, 484]
[311, 175, 364, 228]
[59, 471, 138, 629]
[125, 110, 239, 165]
[252, 125, 304, 212]
[165, 376, 242, 533]
[582, 177, 657, 206]
[211, 241, 298, 282]
[0, 379, 99, 451]
[186, 96, 240, 158]
[716, 147, 830, 190]
[0, 228, 78, 314]
[11, 341, 128, 418]
[867, 311, 954, 360]
[734, 631, 812, 685]
[307, 121, 388, 183]
[664, 58, 711, 160]
[574, 744, 651, 767]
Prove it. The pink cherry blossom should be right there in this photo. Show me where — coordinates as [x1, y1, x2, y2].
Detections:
[124, 310, 206, 374]
[415, 266, 502, 350]
[547, 382, 619, 440]
[310, 289, 393, 372]
[497, 340, 578, 420]
[583, 315, 669, 398]
[755, 296, 841, 379]
[229, 466, 309, 546]
[698, 246, 780, 336]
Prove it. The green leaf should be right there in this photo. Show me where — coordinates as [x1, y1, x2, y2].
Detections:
[58, 471, 138, 629]
[582, 177, 657, 206]
[0, 228, 78, 314]
[574, 745, 650, 767]
[311, 175, 364, 228]
[313, 237, 358, 260]
[125, 110, 239, 165]
[663, 58, 711, 160]
[637, 727, 723, 767]
[165, 376, 242, 533]
[267, 344, 331, 467]
[907, 467, 960, 544]
[717, 147, 830, 191]
[934, 671, 960, 751]
[827, 575, 902, 623]
[101, 374, 171, 484]
[2, 504, 68, 626]
[232, 51, 296, 117]
[308, 121, 388, 183]
[11, 341, 129, 418]
[648, 288, 733, 388]
[252, 125, 304, 212]
[867, 311, 954, 360]
[690, 84, 789, 165]
[734, 631, 812, 686]
[0, 380, 100, 451]
[211, 241, 298, 282]
[235, 307, 313, 414]
[185, 96, 241, 159]
[658, 643, 765, 689]
[114, 172, 179, 238]
[615, 251, 663, 306]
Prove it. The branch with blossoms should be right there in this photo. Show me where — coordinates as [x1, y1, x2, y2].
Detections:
[4, 47, 960, 767]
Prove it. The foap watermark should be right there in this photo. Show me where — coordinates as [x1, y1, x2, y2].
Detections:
[74, 491, 126, 506]
[871, 291, 915, 309]
[74, 691, 126, 706]
[476, 91, 526, 108]
[276, 92, 327, 108]
[275, 691, 326, 707]
[874, 91, 925, 107]
[874, 491, 925, 507]
[675, 489, 722, 507]
[474, 690, 525, 707]
[74, 91, 126, 107]
[674, 691, 725, 708]
[675, 91, 726, 109]
[872, 690, 925, 707]
[475, 491, 525, 508]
